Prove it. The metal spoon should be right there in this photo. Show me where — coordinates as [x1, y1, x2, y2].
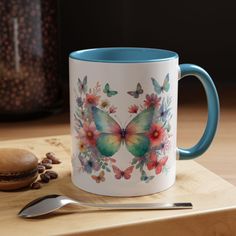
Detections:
[18, 194, 193, 218]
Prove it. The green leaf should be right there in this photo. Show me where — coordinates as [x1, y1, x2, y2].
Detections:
[136, 162, 141, 169]
[131, 159, 138, 165]
[139, 165, 144, 171]
[141, 175, 145, 181]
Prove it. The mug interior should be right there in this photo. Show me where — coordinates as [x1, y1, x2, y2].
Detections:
[69, 47, 178, 63]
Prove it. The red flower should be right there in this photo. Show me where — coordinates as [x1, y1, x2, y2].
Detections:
[128, 104, 139, 113]
[109, 105, 117, 114]
[148, 123, 165, 147]
[85, 93, 100, 106]
[144, 93, 161, 108]
[79, 122, 99, 146]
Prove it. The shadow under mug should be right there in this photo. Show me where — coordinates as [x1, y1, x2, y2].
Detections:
[69, 47, 219, 196]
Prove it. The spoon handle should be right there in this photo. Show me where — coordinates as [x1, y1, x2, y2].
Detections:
[78, 202, 193, 210]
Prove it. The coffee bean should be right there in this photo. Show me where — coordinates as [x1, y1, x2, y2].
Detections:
[45, 170, 58, 179]
[42, 163, 52, 169]
[31, 181, 41, 189]
[52, 159, 61, 164]
[40, 173, 50, 183]
[37, 164, 46, 173]
[45, 152, 55, 159]
[42, 158, 52, 164]
[46, 152, 61, 164]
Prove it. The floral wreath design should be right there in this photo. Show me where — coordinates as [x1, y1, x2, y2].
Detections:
[73, 74, 172, 183]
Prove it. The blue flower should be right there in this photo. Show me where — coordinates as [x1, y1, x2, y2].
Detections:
[83, 157, 100, 174]
[156, 103, 170, 122]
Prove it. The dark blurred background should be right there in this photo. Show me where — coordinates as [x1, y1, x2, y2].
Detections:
[58, 0, 236, 107]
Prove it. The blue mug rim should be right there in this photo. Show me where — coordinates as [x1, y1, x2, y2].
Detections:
[69, 47, 178, 63]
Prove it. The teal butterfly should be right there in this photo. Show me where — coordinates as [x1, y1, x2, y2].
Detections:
[141, 170, 155, 183]
[91, 106, 154, 157]
[151, 74, 170, 94]
[103, 83, 118, 97]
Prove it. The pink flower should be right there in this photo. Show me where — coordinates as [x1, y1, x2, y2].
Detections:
[128, 104, 139, 113]
[148, 123, 165, 147]
[109, 105, 117, 114]
[144, 93, 161, 108]
[85, 93, 100, 106]
[79, 122, 99, 146]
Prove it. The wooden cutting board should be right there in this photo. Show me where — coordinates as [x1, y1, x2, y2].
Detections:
[0, 135, 236, 236]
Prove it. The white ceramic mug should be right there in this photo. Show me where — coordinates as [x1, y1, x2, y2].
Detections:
[69, 47, 219, 196]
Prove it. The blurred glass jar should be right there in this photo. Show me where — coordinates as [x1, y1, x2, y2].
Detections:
[0, 0, 62, 120]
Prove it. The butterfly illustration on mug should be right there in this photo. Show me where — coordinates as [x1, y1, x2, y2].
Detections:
[151, 73, 170, 94]
[103, 83, 118, 97]
[91, 171, 105, 183]
[91, 106, 154, 157]
[74, 75, 172, 183]
[147, 151, 168, 175]
[112, 165, 134, 180]
[127, 83, 144, 98]
[140, 170, 155, 183]
[77, 76, 88, 94]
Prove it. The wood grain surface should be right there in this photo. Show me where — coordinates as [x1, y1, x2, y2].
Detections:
[0, 135, 236, 236]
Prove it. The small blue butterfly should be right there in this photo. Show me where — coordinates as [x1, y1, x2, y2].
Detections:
[140, 170, 155, 183]
[103, 83, 118, 97]
[151, 74, 170, 94]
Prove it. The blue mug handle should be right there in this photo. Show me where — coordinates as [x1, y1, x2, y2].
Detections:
[178, 64, 220, 160]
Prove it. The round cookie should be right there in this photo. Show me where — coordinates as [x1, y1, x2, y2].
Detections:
[0, 148, 38, 191]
